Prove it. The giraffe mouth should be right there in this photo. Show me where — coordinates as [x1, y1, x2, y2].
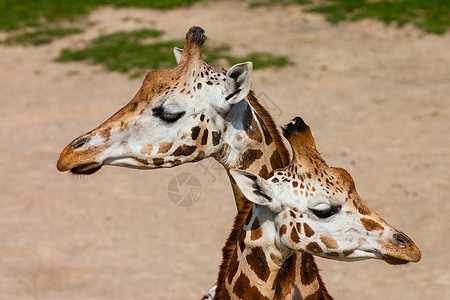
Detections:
[382, 254, 411, 265]
[70, 163, 103, 175]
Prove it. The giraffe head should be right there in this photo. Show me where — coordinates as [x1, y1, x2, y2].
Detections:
[57, 26, 252, 174]
[230, 117, 421, 265]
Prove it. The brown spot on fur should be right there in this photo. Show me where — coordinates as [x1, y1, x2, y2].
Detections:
[140, 144, 153, 155]
[239, 149, 263, 170]
[273, 255, 297, 299]
[300, 252, 317, 285]
[212, 131, 221, 146]
[250, 217, 263, 240]
[293, 181, 298, 188]
[296, 222, 302, 235]
[242, 104, 263, 142]
[201, 128, 208, 145]
[158, 142, 173, 154]
[258, 165, 269, 179]
[320, 235, 339, 249]
[343, 249, 355, 256]
[239, 232, 246, 252]
[153, 158, 164, 166]
[171, 145, 197, 156]
[169, 159, 182, 167]
[306, 242, 323, 253]
[304, 289, 328, 300]
[233, 273, 269, 300]
[270, 151, 283, 171]
[191, 126, 201, 140]
[279, 224, 287, 236]
[246, 247, 270, 282]
[353, 197, 371, 215]
[291, 226, 300, 243]
[192, 150, 205, 162]
[221, 290, 231, 300]
[197, 82, 202, 90]
[303, 223, 315, 238]
[361, 218, 384, 231]
[271, 178, 279, 183]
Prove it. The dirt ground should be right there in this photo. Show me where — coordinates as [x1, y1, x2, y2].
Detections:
[1, 1, 449, 299]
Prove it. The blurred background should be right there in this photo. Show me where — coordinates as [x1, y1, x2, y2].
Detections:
[0, 0, 449, 299]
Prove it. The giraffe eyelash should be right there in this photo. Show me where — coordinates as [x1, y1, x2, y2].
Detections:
[310, 205, 341, 219]
[152, 107, 185, 123]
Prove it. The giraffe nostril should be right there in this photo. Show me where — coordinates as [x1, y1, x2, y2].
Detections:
[72, 137, 89, 149]
[394, 232, 412, 247]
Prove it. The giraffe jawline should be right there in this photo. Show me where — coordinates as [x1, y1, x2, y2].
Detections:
[70, 163, 103, 175]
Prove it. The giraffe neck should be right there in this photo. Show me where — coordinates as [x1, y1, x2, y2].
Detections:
[225, 204, 290, 299]
[212, 93, 332, 300]
[214, 97, 280, 173]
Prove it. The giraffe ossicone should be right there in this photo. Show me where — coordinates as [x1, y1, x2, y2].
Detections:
[215, 117, 420, 299]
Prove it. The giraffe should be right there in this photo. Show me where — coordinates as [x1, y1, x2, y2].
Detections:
[216, 117, 421, 300]
[57, 26, 328, 299]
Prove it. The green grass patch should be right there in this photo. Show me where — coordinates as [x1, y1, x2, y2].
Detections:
[57, 29, 292, 77]
[307, 0, 450, 34]
[249, 0, 449, 34]
[3, 27, 83, 46]
[0, 0, 203, 31]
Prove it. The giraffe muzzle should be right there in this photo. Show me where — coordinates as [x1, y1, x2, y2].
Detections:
[381, 231, 421, 264]
[57, 136, 104, 174]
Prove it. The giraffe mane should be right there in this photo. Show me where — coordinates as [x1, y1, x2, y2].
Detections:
[247, 90, 291, 166]
[214, 196, 253, 299]
[214, 91, 290, 299]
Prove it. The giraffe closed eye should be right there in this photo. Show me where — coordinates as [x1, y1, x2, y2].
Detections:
[309, 204, 341, 219]
[152, 106, 185, 123]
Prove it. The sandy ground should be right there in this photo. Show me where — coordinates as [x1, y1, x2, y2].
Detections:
[1, 1, 449, 299]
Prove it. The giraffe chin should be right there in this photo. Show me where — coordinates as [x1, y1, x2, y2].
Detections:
[70, 163, 103, 175]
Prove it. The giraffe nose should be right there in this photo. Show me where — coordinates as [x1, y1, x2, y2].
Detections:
[393, 232, 412, 247]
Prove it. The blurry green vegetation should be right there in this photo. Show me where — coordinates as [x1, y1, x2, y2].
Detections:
[3, 27, 83, 45]
[250, 0, 449, 34]
[0, 0, 202, 31]
[57, 29, 292, 77]
[2, 0, 447, 34]
[308, 0, 450, 34]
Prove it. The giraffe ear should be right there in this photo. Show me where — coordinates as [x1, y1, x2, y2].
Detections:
[230, 169, 274, 207]
[225, 62, 252, 105]
[173, 47, 183, 64]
